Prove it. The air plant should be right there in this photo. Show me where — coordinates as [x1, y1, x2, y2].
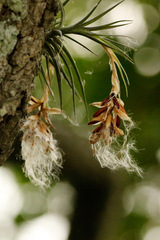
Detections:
[88, 47, 142, 175]
[21, 0, 142, 188]
[44, 0, 132, 114]
[21, 77, 63, 188]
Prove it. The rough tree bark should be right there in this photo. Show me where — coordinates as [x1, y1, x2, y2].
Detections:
[0, 0, 59, 164]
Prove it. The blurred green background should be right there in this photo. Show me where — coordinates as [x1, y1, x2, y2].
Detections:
[1, 0, 160, 240]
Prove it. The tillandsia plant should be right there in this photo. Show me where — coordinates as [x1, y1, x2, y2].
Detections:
[21, 71, 63, 188]
[88, 47, 142, 175]
[21, 0, 142, 188]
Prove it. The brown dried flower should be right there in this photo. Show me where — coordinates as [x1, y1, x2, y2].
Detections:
[21, 82, 63, 188]
[88, 92, 132, 145]
[27, 86, 62, 128]
[88, 47, 142, 175]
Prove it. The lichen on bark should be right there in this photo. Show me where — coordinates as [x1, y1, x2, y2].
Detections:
[0, 0, 59, 164]
[7, 0, 23, 13]
[0, 21, 19, 59]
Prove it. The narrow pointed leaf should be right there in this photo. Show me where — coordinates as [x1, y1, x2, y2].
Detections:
[63, 0, 70, 7]
[115, 57, 130, 85]
[52, 57, 63, 110]
[84, 20, 132, 31]
[45, 42, 63, 109]
[40, 66, 48, 86]
[47, 37, 76, 115]
[60, 66, 82, 101]
[84, 0, 124, 26]
[115, 58, 129, 96]
[55, 37, 88, 113]
[45, 42, 82, 100]
[46, 56, 51, 84]
[45, 56, 56, 101]
[61, 28, 133, 62]
[64, 35, 97, 56]
[74, 0, 102, 26]
[91, 35, 132, 62]
[57, 0, 65, 29]
[102, 36, 132, 50]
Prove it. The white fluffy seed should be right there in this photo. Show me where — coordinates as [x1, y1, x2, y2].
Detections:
[21, 117, 63, 189]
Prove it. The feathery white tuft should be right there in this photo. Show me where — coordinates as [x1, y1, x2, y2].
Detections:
[92, 122, 142, 176]
[21, 117, 63, 189]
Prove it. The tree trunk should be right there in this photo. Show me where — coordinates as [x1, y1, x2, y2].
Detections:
[0, 0, 59, 165]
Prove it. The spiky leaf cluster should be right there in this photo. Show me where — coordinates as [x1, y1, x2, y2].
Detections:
[43, 0, 132, 113]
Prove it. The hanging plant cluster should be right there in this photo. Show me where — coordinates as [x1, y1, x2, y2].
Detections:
[21, 0, 142, 188]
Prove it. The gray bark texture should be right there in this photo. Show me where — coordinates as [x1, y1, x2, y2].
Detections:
[0, 0, 59, 164]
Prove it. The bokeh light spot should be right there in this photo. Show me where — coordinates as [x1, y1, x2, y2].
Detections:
[21, 183, 47, 217]
[16, 214, 70, 240]
[0, 167, 23, 217]
[106, 0, 148, 46]
[142, 4, 160, 33]
[134, 47, 160, 77]
[47, 182, 76, 216]
[156, 148, 160, 164]
[143, 226, 160, 240]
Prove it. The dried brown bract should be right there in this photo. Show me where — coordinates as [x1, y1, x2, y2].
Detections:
[88, 92, 132, 145]
[88, 47, 142, 176]
[21, 82, 63, 188]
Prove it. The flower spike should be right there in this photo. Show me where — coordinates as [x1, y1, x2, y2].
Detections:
[21, 76, 63, 188]
[88, 46, 142, 176]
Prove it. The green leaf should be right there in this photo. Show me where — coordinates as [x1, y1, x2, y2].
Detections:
[89, 34, 133, 62]
[83, 0, 124, 26]
[74, 32, 127, 60]
[55, 37, 88, 113]
[64, 34, 97, 56]
[63, 0, 70, 7]
[53, 58, 63, 110]
[47, 37, 76, 115]
[57, 1, 65, 29]
[45, 56, 56, 101]
[102, 36, 133, 51]
[44, 42, 63, 110]
[61, 27, 132, 62]
[115, 57, 130, 96]
[73, 0, 102, 26]
[84, 20, 132, 31]
[40, 65, 57, 101]
[60, 66, 83, 101]
[45, 37, 84, 115]
[38, 72, 45, 90]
